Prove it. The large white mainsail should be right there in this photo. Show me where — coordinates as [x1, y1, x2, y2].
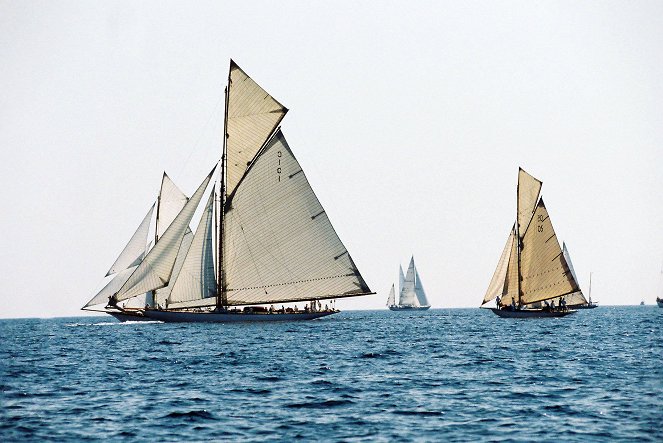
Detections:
[226, 60, 288, 197]
[105, 204, 155, 276]
[398, 257, 420, 307]
[562, 242, 588, 306]
[166, 191, 217, 307]
[223, 130, 371, 305]
[113, 167, 216, 302]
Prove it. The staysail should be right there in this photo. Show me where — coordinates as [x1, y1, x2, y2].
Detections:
[113, 167, 216, 302]
[482, 226, 514, 305]
[225, 60, 288, 196]
[166, 191, 218, 307]
[153, 228, 194, 307]
[223, 130, 371, 305]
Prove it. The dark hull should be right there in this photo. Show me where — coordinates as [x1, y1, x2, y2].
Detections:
[657, 298, 663, 308]
[490, 308, 577, 318]
[141, 309, 337, 323]
[388, 305, 431, 311]
[569, 303, 598, 310]
[106, 309, 153, 322]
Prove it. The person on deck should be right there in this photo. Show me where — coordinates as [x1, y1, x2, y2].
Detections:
[551, 300, 556, 311]
[496, 296, 501, 309]
[511, 297, 516, 311]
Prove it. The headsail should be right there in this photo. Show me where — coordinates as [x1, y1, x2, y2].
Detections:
[414, 265, 429, 307]
[517, 168, 542, 237]
[105, 204, 155, 276]
[482, 226, 515, 306]
[154, 228, 194, 307]
[84, 266, 137, 308]
[387, 284, 396, 307]
[223, 130, 372, 305]
[398, 265, 405, 296]
[519, 199, 579, 305]
[166, 190, 218, 307]
[114, 166, 216, 302]
[562, 242, 588, 306]
[226, 60, 288, 196]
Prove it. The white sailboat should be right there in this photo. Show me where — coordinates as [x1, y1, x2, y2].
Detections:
[387, 257, 431, 311]
[561, 244, 597, 309]
[481, 168, 580, 318]
[82, 60, 374, 322]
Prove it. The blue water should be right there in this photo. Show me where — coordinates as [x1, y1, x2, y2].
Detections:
[1, 307, 661, 441]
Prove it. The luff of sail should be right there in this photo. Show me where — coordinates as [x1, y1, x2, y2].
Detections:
[223, 129, 372, 305]
[166, 190, 217, 307]
[105, 204, 155, 276]
[519, 199, 579, 305]
[226, 60, 288, 197]
[113, 166, 217, 302]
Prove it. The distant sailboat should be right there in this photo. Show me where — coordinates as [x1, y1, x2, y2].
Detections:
[481, 168, 579, 318]
[387, 257, 431, 311]
[82, 60, 374, 322]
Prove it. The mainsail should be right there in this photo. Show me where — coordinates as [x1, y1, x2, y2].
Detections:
[223, 130, 372, 305]
[398, 257, 420, 307]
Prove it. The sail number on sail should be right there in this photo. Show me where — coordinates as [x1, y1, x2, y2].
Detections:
[277, 150, 282, 182]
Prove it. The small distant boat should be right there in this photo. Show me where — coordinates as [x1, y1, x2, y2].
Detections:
[481, 168, 579, 318]
[640, 301, 645, 306]
[81, 60, 374, 323]
[657, 298, 663, 308]
[562, 248, 597, 309]
[657, 262, 663, 308]
[387, 257, 430, 311]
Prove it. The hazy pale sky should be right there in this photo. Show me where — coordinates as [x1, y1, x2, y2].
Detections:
[1, 1, 662, 318]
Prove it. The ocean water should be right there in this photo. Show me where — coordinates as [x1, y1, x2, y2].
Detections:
[1, 307, 661, 442]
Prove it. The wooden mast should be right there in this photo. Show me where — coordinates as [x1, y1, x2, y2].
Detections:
[217, 63, 231, 311]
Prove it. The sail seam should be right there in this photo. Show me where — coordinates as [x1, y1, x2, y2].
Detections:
[227, 273, 357, 292]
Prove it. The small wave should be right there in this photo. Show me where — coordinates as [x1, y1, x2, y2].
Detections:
[393, 410, 444, 417]
[358, 352, 384, 359]
[157, 340, 181, 345]
[163, 410, 216, 421]
[287, 399, 353, 409]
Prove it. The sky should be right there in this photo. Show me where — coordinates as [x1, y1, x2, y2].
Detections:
[1, 0, 662, 319]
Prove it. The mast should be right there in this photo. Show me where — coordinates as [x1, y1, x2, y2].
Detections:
[588, 272, 592, 304]
[217, 66, 230, 311]
[516, 177, 522, 307]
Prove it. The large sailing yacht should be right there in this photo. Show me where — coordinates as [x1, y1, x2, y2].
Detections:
[387, 257, 431, 311]
[82, 60, 374, 322]
[481, 168, 580, 318]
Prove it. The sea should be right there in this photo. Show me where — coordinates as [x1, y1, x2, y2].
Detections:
[1, 307, 661, 442]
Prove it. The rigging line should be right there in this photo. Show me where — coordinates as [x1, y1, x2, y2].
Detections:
[176, 91, 225, 178]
